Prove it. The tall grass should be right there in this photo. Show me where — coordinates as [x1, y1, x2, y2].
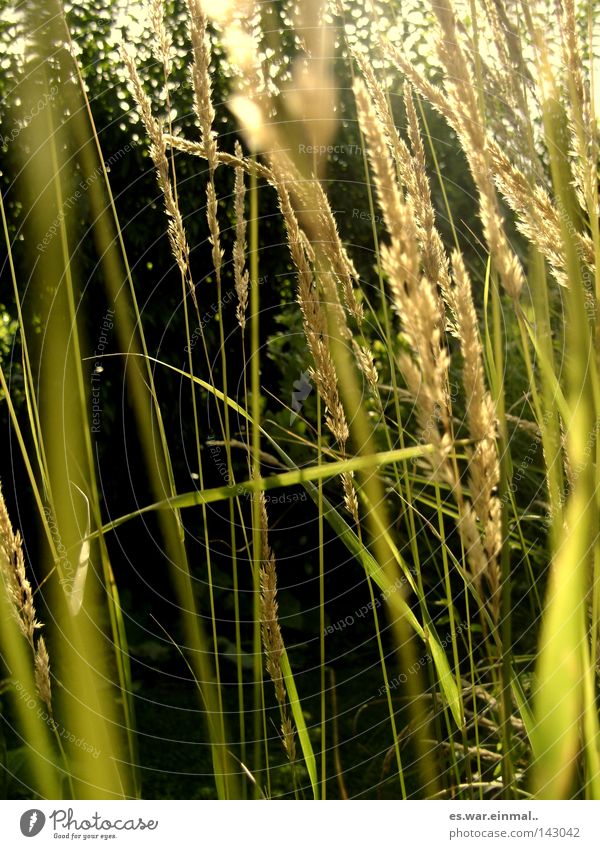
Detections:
[1, 0, 599, 800]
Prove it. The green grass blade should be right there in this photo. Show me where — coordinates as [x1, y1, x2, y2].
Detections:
[280, 649, 319, 798]
[91, 354, 463, 728]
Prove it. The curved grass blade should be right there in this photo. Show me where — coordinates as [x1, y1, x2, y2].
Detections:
[280, 649, 318, 798]
[89, 354, 464, 728]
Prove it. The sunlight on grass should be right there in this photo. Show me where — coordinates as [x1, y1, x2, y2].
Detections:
[1, 0, 599, 801]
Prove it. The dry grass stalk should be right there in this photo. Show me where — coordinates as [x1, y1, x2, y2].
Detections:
[206, 180, 224, 284]
[353, 79, 408, 250]
[289, 205, 358, 342]
[185, 0, 217, 173]
[165, 84, 365, 403]
[149, 0, 172, 74]
[353, 56, 456, 332]
[211, 2, 363, 328]
[384, 40, 453, 125]
[490, 143, 571, 287]
[389, 253, 455, 484]
[34, 635, 53, 713]
[0, 483, 53, 715]
[278, 155, 363, 326]
[385, 3, 525, 302]
[352, 340, 378, 389]
[558, 0, 597, 216]
[269, 6, 363, 326]
[490, 138, 595, 272]
[403, 83, 456, 327]
[355, 76, 454, 480]
[258, 493, 296, 763]
[122, 48, 196, 307]
[452, 252, 501, 614]
[432, 0, 524, 301]
[474, 0, 534, 158]
[273, 178, 344, 418]
[183, 1, 226, 297]
[233, 140, 249, 330]
[0, 485, 40, 646]
[270, 158, 343, 440]
[353, 51, 418, 198]
[356, 69, 502, 616]
[269, 153, 359, 520]
[164, 135, 273, 181]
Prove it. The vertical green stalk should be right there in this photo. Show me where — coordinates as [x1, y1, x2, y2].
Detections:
[55, 8, 238, 799]
[317, 391, 327, 798]
[532, 80, 600, 797]
[249, 156, 263, 794]
[490, 273, 515, 796]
